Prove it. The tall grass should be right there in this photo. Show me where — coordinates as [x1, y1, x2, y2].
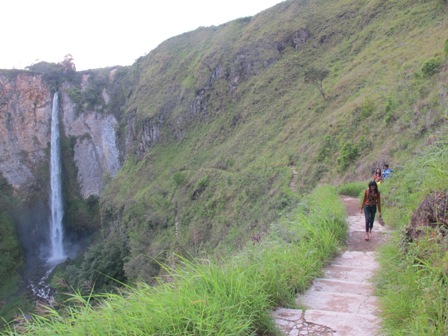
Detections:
[3, 186, 346, 335]
[337, 181, 368, 197]
[375, 134, 448, 335]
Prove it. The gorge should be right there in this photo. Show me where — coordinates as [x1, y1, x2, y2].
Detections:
[0, 0, 447, 326]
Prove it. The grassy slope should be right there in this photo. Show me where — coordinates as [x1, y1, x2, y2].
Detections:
[4, 186, 347, 335]
[375, 134, 448, 335]
[97, 0, 448, 283]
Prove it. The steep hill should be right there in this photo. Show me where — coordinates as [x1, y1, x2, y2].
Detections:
[0, 0, 447, 327]
[85, 0, 447, 285]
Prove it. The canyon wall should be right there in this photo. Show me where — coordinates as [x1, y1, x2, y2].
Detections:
[0, 69, 121, 199]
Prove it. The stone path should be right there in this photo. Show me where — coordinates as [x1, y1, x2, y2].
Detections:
[273, 196, 391, 335]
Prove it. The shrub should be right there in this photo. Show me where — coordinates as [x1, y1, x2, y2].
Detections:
[172, 172, 187, 186]
[337, 142, 359, 171]
[317, 134, 336, 162]
[421, 57, 442, 77]
[359, 97, 375, 119]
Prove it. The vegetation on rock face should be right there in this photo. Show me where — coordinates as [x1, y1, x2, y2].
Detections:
[0, 176, 27, 324]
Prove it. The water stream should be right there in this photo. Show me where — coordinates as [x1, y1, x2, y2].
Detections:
[48, 91, 66, 264]
[27, 92, 67, 302]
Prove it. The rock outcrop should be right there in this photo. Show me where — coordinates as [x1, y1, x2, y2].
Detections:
[406, 191, 448, 241]
[0, 69, 121, 199]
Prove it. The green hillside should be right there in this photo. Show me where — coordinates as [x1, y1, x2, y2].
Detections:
[81, 0, 447, 285]
[2, 0, 448, 333]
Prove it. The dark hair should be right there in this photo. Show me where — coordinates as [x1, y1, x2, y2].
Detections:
[375, 168, 382, 175]
[368, 180, 379, 195]
[383, 164, 389, 168]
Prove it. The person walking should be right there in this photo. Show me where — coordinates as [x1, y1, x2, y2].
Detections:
[382, 164, 393, 179]
[360, 181, 382, 241]
[372, 168, 383, 185]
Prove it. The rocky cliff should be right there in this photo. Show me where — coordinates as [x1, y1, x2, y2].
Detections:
[0, 69, 121, 199]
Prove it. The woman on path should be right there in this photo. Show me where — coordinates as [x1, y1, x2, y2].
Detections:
[360, 181, 382, 241]
[372, 168, 383, 184]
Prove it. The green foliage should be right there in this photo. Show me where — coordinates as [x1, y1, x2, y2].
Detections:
[3, 186, 346, 335]
[445, 39, 448, 57]
[25, 61, 80, 90]
[303, 66, 330, 100]
[0, 214, 22, 283]
[384, 96, 398, 125]
[359, 97, 375, 119]
[317, 134, 336, 162]
[375, 134, 448, 335]
[8, 0, 446, 328]
[172, 171, 187, 186]
[0, 176, 27, 325]
[61, 231, 129, 293]
[421, 57, 442, 77]
[337, 142, 359, 171]
[337, 181, 367, 197]
[60, 135, 100, 235]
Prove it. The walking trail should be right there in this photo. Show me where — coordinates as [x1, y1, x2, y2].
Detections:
[273, 195, 391, 335]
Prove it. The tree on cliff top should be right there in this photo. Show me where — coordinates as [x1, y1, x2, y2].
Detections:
[61, 54, 76, 73]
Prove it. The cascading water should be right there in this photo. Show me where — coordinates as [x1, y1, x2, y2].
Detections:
[27, 92, 67, 303]
[48, 92, 66, 264]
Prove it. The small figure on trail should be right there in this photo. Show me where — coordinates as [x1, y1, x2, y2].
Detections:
[360, 181, 382, 241]
[372, 168, 383, 185]
[382, 164, 393, 179]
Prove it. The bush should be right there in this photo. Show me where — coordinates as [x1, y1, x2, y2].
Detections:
[421, 57, 442, 77]
[337, 142, 359, 171]
[172, 172, 187, 186]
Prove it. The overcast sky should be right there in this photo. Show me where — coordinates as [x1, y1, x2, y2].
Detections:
[2, 1, 285, 71]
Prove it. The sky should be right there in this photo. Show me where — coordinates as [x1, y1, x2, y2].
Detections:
[2, 1, 285, 71]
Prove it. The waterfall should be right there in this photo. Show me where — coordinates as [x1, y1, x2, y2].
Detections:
[48, 92, 66, 264]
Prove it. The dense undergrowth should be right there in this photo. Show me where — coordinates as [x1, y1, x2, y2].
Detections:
[2, 186, 346, 335]
[0, 177, 27, 324]
[374, 134, 448, 335]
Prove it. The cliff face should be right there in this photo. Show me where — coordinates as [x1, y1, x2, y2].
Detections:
[60, 80, 120, 198]
[0, 72, 51, 191]
[0, 69, 121, 199]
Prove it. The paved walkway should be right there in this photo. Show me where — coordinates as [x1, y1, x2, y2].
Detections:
[273, 196, 390, 335]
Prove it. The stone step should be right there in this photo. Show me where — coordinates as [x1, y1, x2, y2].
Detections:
[303, 309, 381, 336]
[273, 308, 381, 336]
[309, 278, 374, 295]
[297, 290, 379, 316]
[323, 264, 375, 283]
[331, 253, 379, 270]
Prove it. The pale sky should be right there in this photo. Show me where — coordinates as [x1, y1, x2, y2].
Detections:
[2, 1, 285, 71]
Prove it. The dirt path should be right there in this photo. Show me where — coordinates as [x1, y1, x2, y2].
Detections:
[273, 196, 391, 335]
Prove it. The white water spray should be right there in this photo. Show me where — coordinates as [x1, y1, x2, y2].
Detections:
[48, 92, 66, 264]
